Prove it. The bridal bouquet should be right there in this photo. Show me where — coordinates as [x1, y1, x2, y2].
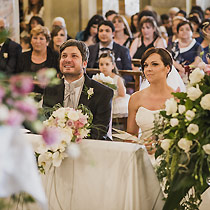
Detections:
[92, 73, 117, 90]
[36, 105, 93, 173]
[153, 68, 210, 210]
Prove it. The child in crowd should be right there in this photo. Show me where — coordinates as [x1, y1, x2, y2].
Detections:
[98, 52, 130, 118]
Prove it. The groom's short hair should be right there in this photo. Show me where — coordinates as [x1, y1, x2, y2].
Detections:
[60, 39, 89, 62]
[141, 47, 173, 72]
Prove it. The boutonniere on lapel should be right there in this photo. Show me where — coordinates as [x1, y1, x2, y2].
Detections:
[3, 53, 8, 59]
[83, 85, 94, 100]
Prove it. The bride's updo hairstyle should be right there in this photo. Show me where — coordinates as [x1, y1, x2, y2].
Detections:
[140, 47, 173, 76]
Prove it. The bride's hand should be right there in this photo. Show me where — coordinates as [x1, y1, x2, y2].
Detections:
[144, 137, 156, 155]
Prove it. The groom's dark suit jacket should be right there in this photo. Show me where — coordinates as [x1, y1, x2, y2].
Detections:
[43, 74, 113, 140]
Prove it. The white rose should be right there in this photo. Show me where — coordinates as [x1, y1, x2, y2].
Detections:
[178, 138, 192, 152]
[187, 124, 199, 135]
[165, 98, 177, 115]
[170, 118, 179, 127]
[203, 144, 210, 155]
[185, 110, 195, 121]
[200, 94, 210, 110]
[187, 84, 202, 101]
[178, 105, 186, 114]
[53, 108, 66, 119]
[87, 88, 94, 95]
[189, 68, 204, 84]
[161, 139, 171, 151]
[80, 128, 90, 138]
[67, 110, 80, 121]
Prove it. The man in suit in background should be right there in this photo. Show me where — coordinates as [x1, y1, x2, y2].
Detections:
[43, 39, 113, 140]
[0, 18, 22, 75]
[87, 20, 133, 83]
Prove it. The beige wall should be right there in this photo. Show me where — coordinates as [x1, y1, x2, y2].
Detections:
[44, 0, 97, 38]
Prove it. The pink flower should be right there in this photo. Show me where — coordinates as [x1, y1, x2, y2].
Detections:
[66, 120, 73, 127]
[41, 127, 59, 145]
[73, 129, 80, 136]
[15, 100, 37, 121]
[74, 120, 85, 128]
[10, 75, 34, 95]
[36, 68, 57, 88]
[75, 137, 82, 143]
[36, 68, 50, 88]
[7, 110, 25, 126]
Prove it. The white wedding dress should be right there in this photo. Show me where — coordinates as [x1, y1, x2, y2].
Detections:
[135, 107, 160, 166]
[135, 106, 160, 141]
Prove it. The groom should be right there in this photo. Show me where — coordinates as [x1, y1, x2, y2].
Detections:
[43, 39, 113, 140]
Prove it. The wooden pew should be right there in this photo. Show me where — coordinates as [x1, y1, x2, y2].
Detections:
[132, 59, 141, 67]
[86, 68, 143, 92]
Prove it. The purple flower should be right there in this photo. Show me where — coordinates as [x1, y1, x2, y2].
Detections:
[14, 100, 37, 121]
[36, 68, 57, 88]
[10, 75, 34, 95]
[7, 110, 25, 126]
[41, 127, 59, 145]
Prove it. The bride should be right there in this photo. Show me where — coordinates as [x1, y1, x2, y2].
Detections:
[127, 47, 174, 158]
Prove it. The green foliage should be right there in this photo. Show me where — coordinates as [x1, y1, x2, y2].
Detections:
[154, 72, 210, 209]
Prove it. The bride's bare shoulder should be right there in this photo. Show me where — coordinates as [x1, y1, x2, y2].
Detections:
[129, 89, 147, 106]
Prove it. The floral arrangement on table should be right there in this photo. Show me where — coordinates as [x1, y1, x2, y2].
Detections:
[92, 73, 117, 90]
[35, 104, 93, 174]
[153, 68, 210, 210]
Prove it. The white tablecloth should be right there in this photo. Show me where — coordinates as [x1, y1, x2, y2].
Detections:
[27, 137, 164, 210]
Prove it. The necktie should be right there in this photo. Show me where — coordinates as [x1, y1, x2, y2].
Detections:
[65, 84, 75, 108]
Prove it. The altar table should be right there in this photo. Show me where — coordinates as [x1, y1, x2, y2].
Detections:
[29, 137, 164, 210]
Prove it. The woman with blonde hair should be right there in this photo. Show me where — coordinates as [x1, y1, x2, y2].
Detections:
[17, 25, 59, 74]
[112, 15, 133, 48]
[130, 16, 166, 60]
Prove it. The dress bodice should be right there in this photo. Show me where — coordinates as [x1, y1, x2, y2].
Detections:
[135, 107, 160, 140]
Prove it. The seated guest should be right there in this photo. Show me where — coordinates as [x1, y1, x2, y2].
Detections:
[43, 39, 113, 140]
[167, 16, 186, 52]
[75, 14, 104, 46]
[112, 14, 133, 48]
[204, 7, 210, 20]
[20, 36, 31, 52]
[130, 16, 166, 60]
[87, 20, 133, 83]
[20, 15, 44, 38]
[98, 51, 130, 118]
[17, 25, 59, 74]
[130, 13, 140, 38]
[196, 19, 210, 64]
[176, 9, 187, 18]
[0, 18, 22, 75]
[169, 21, 204, 76]
[188, 15, 201, 39]
[105, 10, 118, 22]
[52, 16, 72, 40]
[49, 25, 67, 53]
